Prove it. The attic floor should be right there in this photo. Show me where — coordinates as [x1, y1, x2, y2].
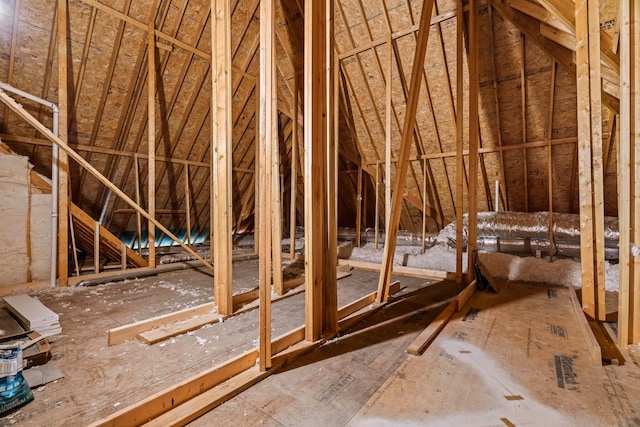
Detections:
[2, 261, 640, 426]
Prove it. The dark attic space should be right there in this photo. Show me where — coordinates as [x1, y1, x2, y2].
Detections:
[0, 0, 640, 425]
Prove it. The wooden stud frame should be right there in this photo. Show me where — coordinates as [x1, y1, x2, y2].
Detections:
[258, 0, 276, 371]
[211, 0, 234, 316]
[57, 0, 69, 286]
[304, 0, 337, 341]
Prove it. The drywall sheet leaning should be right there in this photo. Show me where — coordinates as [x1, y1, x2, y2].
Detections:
[349, 282, 640, 426]
[0, 153, 29, 285]
[30, 193, 51, 281]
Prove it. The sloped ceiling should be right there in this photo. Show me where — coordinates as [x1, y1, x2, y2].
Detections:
[0, 0, 621, 245]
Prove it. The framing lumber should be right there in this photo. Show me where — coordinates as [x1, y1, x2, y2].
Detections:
[272, 119, 284, 296]
[618, 0, 640, 347]
[631, 0, 640, 346]
[568, 286, 602, 366]
[134, 156, 143, 255]
[588, 0, 606, 322]
[96, 275, 406, 426]
[338, 259, 456, 282]
[375, 165, 380, 249]
[548, 63, 556, 261]
[487, 5, 509, 211]
[385, 35, 392, 236]
[0, 91, 215, 271]
[212, 0, 234, 316]
[89, 349, 260, 427]
[289, 73, 299, 259]
[147, 21, 156, 269]
[326, 34, 339, 336]
[536, 0, 620, 73]
[467, 0, 479, 281]
[456, 280, 476, 312]
[57, 0, 69, 286]
[520, 33, 529, 212]
[304, 0, 336, 341]
[455, 0, 464, 285]
[406, 298, 457, 356]
[575, 0, 606, 320]
[93, 222, 100, 273]
[107, 303, 218, 346]
[376, 0, 435, 304]
[184, 165, 192, 246]
[356, 166, 362, 247]
[258, 0, 275, 370]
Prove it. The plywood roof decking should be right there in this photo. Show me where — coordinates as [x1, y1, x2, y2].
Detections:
[0, 0, 621, 243]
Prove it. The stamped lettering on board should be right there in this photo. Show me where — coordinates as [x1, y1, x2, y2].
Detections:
[547, 289, 558, 299]
[550, 324, 568, 338]
[314, 374, 354, 403]
[462, 308, 480, 322]
[554, 355, 579, 390]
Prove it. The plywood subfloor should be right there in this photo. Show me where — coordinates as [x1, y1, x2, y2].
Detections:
[191, 281, 640, 427]
[0, 260, 429, 426]
[349, 281, 640, 426]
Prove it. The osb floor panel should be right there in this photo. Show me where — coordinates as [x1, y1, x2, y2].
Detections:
[0, 260, 429, 426]
[188, 281, 640, 427]
[348, 281, 640, 427]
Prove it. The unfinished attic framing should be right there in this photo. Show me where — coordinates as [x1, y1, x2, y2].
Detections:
[1, 0, 640, 424]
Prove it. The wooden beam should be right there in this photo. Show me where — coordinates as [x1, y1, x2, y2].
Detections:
[467, 0, 479, 281]
[364, 136, 578, 164]
[134, 155, 143, 255]
[212, 0, 233, 316]
[147, 21, 156, 269]
[375, 165, 380, 249]
[325, 35, 339, 336]
[376, 0, 435, 303]
[548, 63, 556, 261]
[258, 0, 275, 369]
[337, 9, 456, 60]
[289, 73, 299, 260]
[488, 5, 509, 211]
[385, 35, 392, 237]
[304, 0, 335, 340]
[631, 0, 640, 345]
[455, 0, 464, 285]
[184, 165, 192, 246]
[338, 259, 457, 282]
[618, 0, 640, 346]
[520, 33, 529, 212]
[355, 166, 362, 247]
[575, 0, 606, 320]
[272, 118, 284, 296]
[57, 0, 69, 286]
[89, 350, 260, 427]
[93, 222, 100, 274]
[0, 134, 211, 168]
[79, 0, 209, 61]
[587, 0, 606, 321]
[536, 0, 620, 74]
[406, 299, 457, 356]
